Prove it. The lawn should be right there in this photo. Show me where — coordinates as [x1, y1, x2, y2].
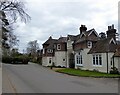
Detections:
[55, 68, 120, 78]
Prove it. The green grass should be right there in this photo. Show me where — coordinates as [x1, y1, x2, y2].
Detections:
[56, 68, 120, 78]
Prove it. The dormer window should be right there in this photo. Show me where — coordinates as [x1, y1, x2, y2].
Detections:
[47, 49, 53, 53]
[57, 44, 61, 50]
[87, 41, 92, 48]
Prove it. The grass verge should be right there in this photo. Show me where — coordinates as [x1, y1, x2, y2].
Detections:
[55, 68, 120, 78]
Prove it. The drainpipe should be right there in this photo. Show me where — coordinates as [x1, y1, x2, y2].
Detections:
[106, 52, 109, 73]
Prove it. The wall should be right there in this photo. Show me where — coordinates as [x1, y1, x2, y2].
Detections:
[114, 57, 120, 71]
[75, 49, 114, 73]
[42, 57, 55, 66]
[55, 51, 67, 67]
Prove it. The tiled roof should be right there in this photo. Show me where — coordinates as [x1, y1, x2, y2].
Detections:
[88, 38, 117, 54]
[43, 37, 57, 45]
[68, 35, 77, 41]
[75, 29, 98, 44]
[57, 37, 67, 43]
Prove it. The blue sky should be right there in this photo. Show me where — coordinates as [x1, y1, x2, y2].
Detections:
[14, 0, 119, 52]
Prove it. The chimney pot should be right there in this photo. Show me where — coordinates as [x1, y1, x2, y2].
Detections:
[112, 24, 114, 29]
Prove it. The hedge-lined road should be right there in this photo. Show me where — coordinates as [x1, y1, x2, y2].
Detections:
[2, 62, 119, 93]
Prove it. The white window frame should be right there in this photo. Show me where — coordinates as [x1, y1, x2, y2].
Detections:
[76, 52, 83, 66]
[92, 54, 102, 66]
[57, 44, 61, 50]
[87, 41, 92, 48]
[63, 59, 66, 62]
[47, 49, 53, 53]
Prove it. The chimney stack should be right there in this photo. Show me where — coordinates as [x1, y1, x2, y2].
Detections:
[79, 25, 87, 34]
[106, 24, 116, 41]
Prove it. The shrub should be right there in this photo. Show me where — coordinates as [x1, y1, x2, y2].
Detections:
[12, 55, 29, 64]
[110, 67, 119, 74]
[69, 62, 75, 68]
[2, 56, 12, 63]
[93, 69, 99, 72]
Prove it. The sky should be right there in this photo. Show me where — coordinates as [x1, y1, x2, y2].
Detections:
[14, 0, 119, 53]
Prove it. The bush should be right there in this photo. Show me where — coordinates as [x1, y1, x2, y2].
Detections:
[110, 67, 119, 74]
[2, 56, 12, 63]
[12, 55, 29, 64]
[69, 62, 75, 68]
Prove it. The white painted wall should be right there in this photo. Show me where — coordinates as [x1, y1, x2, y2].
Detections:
[55, 51, 67, 67]
[75, 49, 115, 73]
[114, 57, 120, 71]
[42, 57, 55, 66]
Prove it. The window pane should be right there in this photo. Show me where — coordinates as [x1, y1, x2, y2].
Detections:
[99, 55, 102, 65]
[80, 55, 82, 64]
[93, 55, 95, 65]
[96, 55, 98, 65]
[77, 56, 79, 64]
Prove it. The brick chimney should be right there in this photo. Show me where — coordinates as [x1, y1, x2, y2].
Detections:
[79, 25, 87, 34]
[106, 24, 116, 41]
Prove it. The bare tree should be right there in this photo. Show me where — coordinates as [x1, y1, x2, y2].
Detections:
[0, 0, 31, 24]
[27, 40, 39, 57]
[0, 0, 31, 53]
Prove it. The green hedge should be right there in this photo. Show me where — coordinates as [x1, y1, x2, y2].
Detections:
[2, 56, 12, 63]
[12, 55, 29, 64]
[2, 55, 29, 64]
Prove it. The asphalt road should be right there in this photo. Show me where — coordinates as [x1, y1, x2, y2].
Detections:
[2, 62, 119, 93]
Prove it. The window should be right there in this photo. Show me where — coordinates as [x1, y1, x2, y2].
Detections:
[76, 52, 83, 66]
[63, 59, 66, 62]
[57, 44, 61, 50]
[47, 49, 53, 53]
[92, 55, 102, 66]
[87, 41, 92, 48]
[93, 55, 95, 65]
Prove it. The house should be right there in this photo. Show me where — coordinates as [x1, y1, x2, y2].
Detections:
[55, 37, 67, 67]
[42, 36, 67, 67]
[66, 24, 120, 73]
[67, 25, 99, 69]
[88, 25, 120, 73]
[42, 24, 120, 73]
[42, 36, 57, 66]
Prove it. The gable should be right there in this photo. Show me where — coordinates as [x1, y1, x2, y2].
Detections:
[80, 33, 86, 38]
[88, 29, 99, 37]
[109, 38, 116, 44]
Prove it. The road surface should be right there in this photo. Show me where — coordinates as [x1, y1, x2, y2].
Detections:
[2, 62, 119, 93]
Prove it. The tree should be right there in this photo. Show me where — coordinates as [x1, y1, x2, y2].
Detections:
[0, 0, 30, 55]
[27, 40, 39, 58]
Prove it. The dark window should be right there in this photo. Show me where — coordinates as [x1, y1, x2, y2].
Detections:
[93, 55, 102, 66]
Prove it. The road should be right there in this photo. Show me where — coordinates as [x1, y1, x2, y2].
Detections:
[2, 62, 119, 93]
